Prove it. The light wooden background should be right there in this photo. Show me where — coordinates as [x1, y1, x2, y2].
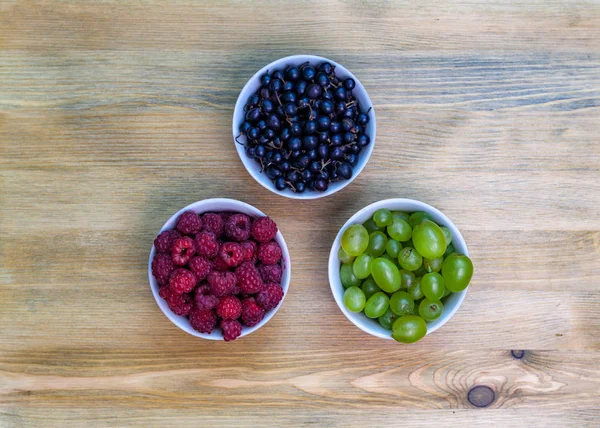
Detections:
[1, 0, 599, 427]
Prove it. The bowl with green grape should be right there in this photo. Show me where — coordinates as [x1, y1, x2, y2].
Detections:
[328, 199, 473, 343]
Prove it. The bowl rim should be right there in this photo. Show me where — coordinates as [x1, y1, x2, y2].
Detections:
[328, 198, 469, 341]
[148, 198, 291, 340]
[232, 54, 376, 200]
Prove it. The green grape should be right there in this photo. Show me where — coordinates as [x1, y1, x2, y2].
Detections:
[363, 218, 383, 233]
[370, 258, 402, 293]
[389, 291, 415, 316]
[392, 211, 410, 222]
[442, 254, 473, 292]
[381, 253, 395, 263]
[338, 247, 355, 264]
[341, 224, 369, 256]
[408, 211, 434, 228]
[442, 286, 452, 298]
[392, 315, 427, 343]
[423, 256, 443, 273]
[444, 244, 456, 257]
[421, 272, 445, 301]
[364, 292, 390, 319]
[399, 269, 415, 289]
[413, 265, 427, 277]
[373, 208, 393, 227]
[441, 226, 452, 246]
[353, 254, 373, 279]
[407, 277, 424, 300]
[366, 231, 387, 257]
[361, 278, 381, 300]
[412, 219, 446, 259]
[343, 286, 366, 312]
[378, 308, 396, 330]
[387, 219, 412, 242]
[418, 299, 443, 321]
[385, 239, 402, 258]
[398, 247, 423, 271]
[340, 263, 361, 289]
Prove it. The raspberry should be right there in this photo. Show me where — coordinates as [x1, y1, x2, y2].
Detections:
[240, 240, 258, 262]
[202, 213, 224, 238]
[220, 319, 242, 341]
[189, 256, 213, 281]
[195, 293, 219, 312]
[235, 261, 264, 294]
[251, 216, 278, 243]
[258, 241, 282, 265]
[213, 255, 232, 272]
[256, 282, 284, 311]
[224, 213, 251, 242]
[194, 231, 219, 258]
[216, 296, 242, 320]
[151, 253, 175, 285]
[189, 308, 217, 334]
[241, 298, 265, 327]
[154, 230, 181, 253]
[207, 271, 237, 297]
[219, 212, 232, 222]
[195, 282, 211, 295]
[171, 236, 196, 266]
[169, 268, 197, 294]
[176, 211, 202, 235]
[218, 242, 244, 267]
[159, 286, 193, 316]
[258, 264, 282, 283]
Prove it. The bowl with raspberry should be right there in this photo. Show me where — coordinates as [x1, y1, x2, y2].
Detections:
[149, 198, 291, 341]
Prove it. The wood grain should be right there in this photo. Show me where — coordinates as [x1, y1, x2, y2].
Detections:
[1, 0, 599, 426]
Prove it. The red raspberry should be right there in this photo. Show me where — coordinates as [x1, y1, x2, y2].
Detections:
[202, 213, 224, 238]
[219, 212, 232, 223]
[256, 282, 284, 311]
[194, 231, 219, 258]
[195, 293, 219, 312]
[151, 253, 175, 285]
[176, 211, 202, 235]
[154, 230, 181, 253]
[171, 236, 196, 266]
[169, 268, 197, 294]
[207, 271, 237, 296]
[224, 213, 251, 242]
[258, 264, 282, 283]
[189, 256, 213, 281]
[218, 242, 244, 267]
[251, 216, 278, 243]
[213, 255, 232, 272]
[241, 298, 265, 327]
[258, 241, 282, 265]
[189, 308, 217, 334]
[195, 283, 211, 296]
[216, 296, 242, 320]
[220, 319, 242, 341]
[240, 240, 258, 262]
[235, 261, 264, 294]
[159, 286, 193, 316]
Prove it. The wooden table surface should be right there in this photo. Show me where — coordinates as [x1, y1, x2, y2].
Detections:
[1, 1, 599, 426]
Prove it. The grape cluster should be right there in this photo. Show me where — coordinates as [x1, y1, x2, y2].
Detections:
[339, 210, 474, 343]
[237, 61, 372, 193]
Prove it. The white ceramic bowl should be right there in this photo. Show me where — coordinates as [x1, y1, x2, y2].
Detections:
[232, 54, 376, 199]
[148, 198, 291, 340]
[328, 199, 469, 341]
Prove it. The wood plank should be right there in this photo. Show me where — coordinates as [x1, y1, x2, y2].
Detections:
[1, 0, 599, 426]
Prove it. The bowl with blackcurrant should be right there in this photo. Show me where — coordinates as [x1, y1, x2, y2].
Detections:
[233, 55, 376, 199]
[328, 199, 473, 343]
